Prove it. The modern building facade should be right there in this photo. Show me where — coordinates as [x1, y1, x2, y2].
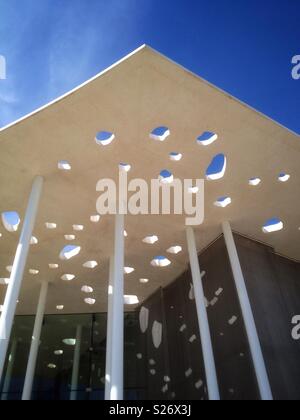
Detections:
[0, 46, 299, 400]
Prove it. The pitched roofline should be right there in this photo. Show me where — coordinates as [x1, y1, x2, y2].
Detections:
[1, 43, 299, 137]
[0, 44, 148, 133]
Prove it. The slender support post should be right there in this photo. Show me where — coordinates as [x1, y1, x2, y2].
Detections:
[22, 280, 48, 400]
[70, 325, 82, 401]
[222, 221, 273, 400]
[0, 176, 44, 382]
[1, 338, 18, 400]
[186, 226, 220, 400]
[105, 256, 114, 400]
[109, 213, 124, 400]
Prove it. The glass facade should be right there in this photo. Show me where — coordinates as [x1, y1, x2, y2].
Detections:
[0, 312, 140, 401]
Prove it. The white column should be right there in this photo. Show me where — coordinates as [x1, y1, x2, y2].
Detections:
[222, 221, 273, 400]
[70, 325, 82, 401]
[186, 226, 220, 401]
[109, 213, 124, 400]
[1, 338, 18, 400]
[105, 256, 114, 400]
[0, 176, 44, 382]
[22, 280, 48, 400]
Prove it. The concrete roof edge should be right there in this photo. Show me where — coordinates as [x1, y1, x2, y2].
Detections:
[0, 43, 299, 138]
[144, 45, 300, 137]
[0, 44, 148, 133]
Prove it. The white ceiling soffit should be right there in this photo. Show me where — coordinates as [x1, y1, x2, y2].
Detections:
[0, 45, 299, 315]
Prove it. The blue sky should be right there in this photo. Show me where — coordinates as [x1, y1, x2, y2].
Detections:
[0, 0, 299, 133]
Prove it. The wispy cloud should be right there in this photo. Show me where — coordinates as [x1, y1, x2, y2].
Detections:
[0, 0, 148, 128]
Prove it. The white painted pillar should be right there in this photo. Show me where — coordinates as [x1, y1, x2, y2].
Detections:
[22, 280, 48, 400]
[1, 338, 18, 400]
[109, 213, 124, 400]
[70, 325, 82, 401]
[105, 256, 114, 400]
[186, 226, 220, 401]
[222, 221, 273, 400]
[0, 176, 44, 382]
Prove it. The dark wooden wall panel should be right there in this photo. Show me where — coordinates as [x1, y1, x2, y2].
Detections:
[136, 234, 300, 400]
[236, 235, 300, 400]
[163, 273, 207, 400]
[199, 237, 259, 400]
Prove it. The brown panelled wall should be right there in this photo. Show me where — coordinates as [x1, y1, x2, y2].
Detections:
[135, 234, 300, 400]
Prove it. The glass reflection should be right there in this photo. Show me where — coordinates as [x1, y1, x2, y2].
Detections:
[0, 312, 140, 400]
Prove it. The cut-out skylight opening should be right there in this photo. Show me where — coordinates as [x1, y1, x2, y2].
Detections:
[169, 152, 182, 162]
[278, 173, 290, 183]
[54, 350, 64, 356]
[61, 274, 75, 282]
[150, 126, 170, 142]
[29, 269, 39, 275]
[83, 261, 98, 269]
[90, 215, 101, 223]
[188, 186, 199, 194]
[214, 197, 232, 208]
[49, 264, 59, 269]
[249, 178, 261, 186]
[143, 235, 158, 245]
[206, 154, 227, 181]
[139, 278, 149, 284]
[124, 230, 128, 237]
[84, 298, 96, 305]
[30, 236, 38, 245]
[197, 131, 218, 146]
[262, 218, 284, 234]
[73, 225, 84, 232]
[58, 161, 71, 171]
[0, 278, 9, 285]
[167, 246, 182, 255]
[124, 295, 139, 305]
[1, 211, 20, 232]
[64, 234, 75, 241]
[59, 245, 81, 260]
[81, 286, 94, 294]
[119, 163, 131, 172]
[151, 256, 171, 268]
[124, 267, 135, 275]
[159, 170, 174, 185]
[95, 131, 115, 146]
[45, 222, 57, 230]
[56, 305, 64, 311]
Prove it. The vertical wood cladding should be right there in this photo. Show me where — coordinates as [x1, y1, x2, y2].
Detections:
[236, 234, 300, 400]
[136, 234, 300, 400]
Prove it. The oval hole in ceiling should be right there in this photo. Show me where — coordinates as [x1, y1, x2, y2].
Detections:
[59, 245, 81, 261]
[214, 196, 232, 208]
[206, 154, 227, 181]
[1, 211, 20, 233]
[150, 126, 170, 142]
[159, 170, 174, 185]
[262, 218, 284, 233]
[197, 131, 218, 146]
[169, 152, 182, 162]
[95, 131, 115, 146]
[151, 256, 171, 268]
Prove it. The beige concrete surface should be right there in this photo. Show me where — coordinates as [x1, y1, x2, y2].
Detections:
[0, 46, 299, 315]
